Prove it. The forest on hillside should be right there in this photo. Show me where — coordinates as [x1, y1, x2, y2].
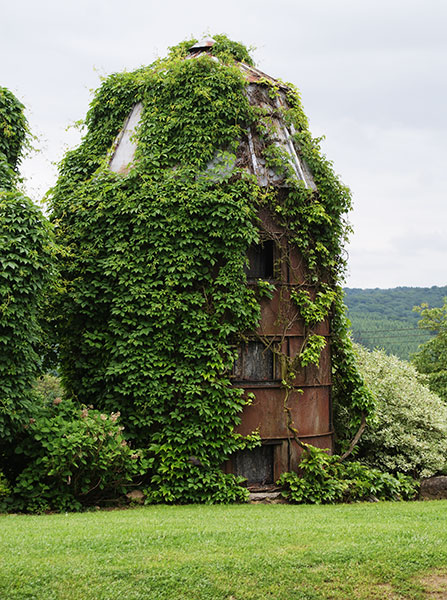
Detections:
[343, 286, 447, 360]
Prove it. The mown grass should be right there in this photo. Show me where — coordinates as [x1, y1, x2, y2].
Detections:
[1, 501, 447, 599]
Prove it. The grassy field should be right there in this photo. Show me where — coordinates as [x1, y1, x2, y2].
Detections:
[1, 501, 447, 600]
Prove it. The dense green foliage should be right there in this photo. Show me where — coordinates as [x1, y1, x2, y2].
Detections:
[349, 344, 447, 477]
[0, 87, 28, 189]
[331, 293, 376, 448]
[0, 89, 54, 446]
[0, 90, 147, 513]
[344, 286, 447, 359]
[0, 193, 54, 442]
[278, 445, 417, 504]
[2, 503, 447, 599]
[2, 397, 148, 513]
[412, 298, 447, 402]
[0, 89, 66, 509]
[48, 35, 371, 504]
[50, 46, 261, 504]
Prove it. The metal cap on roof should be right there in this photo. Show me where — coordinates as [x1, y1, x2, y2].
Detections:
[188, 38, 216, 52]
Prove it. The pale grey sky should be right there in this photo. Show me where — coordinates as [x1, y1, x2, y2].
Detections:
[3, 0, 447, 288]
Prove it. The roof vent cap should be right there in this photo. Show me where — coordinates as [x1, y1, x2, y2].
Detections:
[188, 37, 216, 52]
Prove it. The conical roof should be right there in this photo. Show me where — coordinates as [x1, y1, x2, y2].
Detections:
[109, 41, 316, 190]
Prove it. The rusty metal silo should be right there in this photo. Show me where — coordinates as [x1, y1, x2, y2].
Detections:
[109, 39, 334, 487]
[187, 42, 334, 486]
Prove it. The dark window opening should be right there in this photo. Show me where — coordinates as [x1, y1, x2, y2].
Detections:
[233, 445, 274, 484]
[245, 240, 275, 279]
[233, 340, 277, 381]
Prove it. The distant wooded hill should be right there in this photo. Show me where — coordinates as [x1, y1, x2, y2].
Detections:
[343, 286, 447, 360]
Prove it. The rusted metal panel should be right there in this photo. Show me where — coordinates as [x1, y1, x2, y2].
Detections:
[109, 103, 143, 175]
[288, 435, 333, 471]
[238, 63, 288, 90]
[235, 385, 331, 439]
[254, 287, 330, 337]
[256, 208, 285, 235]
[274, 440, 289, 480]
[254, 287, 302, 336]
[232, 214, 333, 481]
[291, 386, 331, 435]
[288, 243, 308, 284]
[288, 336, 332, 386]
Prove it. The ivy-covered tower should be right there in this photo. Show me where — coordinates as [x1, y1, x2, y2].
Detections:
[50, 36, 371, 502]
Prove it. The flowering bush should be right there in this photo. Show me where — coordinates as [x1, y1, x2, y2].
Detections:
[348, 344, 447, 478]
[3, 397, 148, 513]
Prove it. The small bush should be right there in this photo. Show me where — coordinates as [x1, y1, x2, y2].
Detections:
[144, 469, 249, 505]
[278, 445, 417, 504]
[4, 398, 148, 513]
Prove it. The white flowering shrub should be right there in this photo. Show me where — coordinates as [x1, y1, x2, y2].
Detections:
[349, 344, 447, 477]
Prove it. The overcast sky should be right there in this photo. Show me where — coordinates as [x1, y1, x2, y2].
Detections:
[3, 0, 446, 289]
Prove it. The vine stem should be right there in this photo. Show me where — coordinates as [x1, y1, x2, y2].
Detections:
[338, 413, 367, 462]
[283, 386, 308, 452]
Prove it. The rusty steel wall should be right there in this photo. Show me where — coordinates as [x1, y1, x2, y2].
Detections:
[227, 211, 333, 481]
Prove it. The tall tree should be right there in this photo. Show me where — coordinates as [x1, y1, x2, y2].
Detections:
[412, 299, 447, 402]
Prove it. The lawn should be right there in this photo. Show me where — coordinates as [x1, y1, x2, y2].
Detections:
[1, 501, 447, 600]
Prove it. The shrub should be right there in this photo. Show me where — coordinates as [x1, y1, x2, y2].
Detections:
[1, 87, 54, 447]
[278, 445, 417, 504]
[144, 469, 249, 505]
[0, 87, 28, 190]
[4, 398, 148, 513]
[349, 344, 447, 477]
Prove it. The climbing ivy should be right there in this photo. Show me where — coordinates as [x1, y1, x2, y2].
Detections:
[49, 35, 373, 503]
[0, 89, 55, 445]
[0, 193, 55, 444]
[0, 87, 28, 189]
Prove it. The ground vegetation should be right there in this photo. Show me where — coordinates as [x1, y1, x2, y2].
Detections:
[1, 503, 447, 599]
